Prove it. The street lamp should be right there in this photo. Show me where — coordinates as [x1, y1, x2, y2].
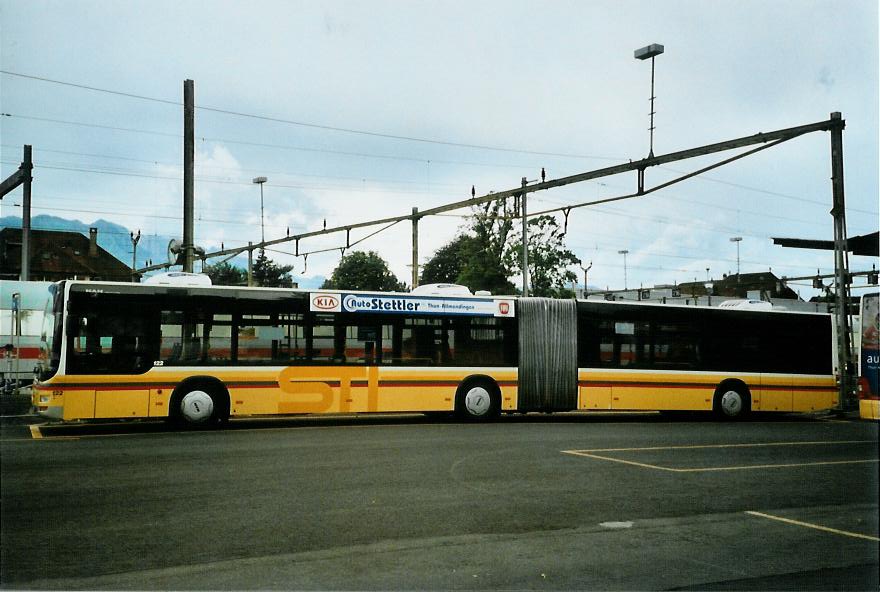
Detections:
[618, 250, 629, 290]
[634, 43, 664, 158]
[253, 176, 268, 244]
[730, 236, 742, 275]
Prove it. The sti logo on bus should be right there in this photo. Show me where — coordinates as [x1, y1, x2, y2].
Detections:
[312, 294, 340, 311]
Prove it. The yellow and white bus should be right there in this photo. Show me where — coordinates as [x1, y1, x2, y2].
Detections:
[33, 278, 837, 425]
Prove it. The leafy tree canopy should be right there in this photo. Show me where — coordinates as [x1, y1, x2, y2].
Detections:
[203, 261, 247, 286]
[419, 199, 518, 295]
[421, 199, 580, 296]
[253, 250, 295, 288]
[322, 250, 406, 292]
[505, 215, 579, 298]
[420, 234, 478, 285]
[466, 198, 518, 293]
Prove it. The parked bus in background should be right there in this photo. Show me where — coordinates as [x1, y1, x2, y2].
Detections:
[1, 281, 53, 393]
[33, 276, 837, 425]
[857, 292, 879, 420]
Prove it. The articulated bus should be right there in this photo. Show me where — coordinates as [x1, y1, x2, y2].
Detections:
[857, 292, 879, 420]
[33, 279, 838, 425]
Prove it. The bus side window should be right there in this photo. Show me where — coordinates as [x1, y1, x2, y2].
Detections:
[615, 321, 649, 368]
[340, 323, 394, 365]
[68, 312, 156, 374]
[652, 322, 700, 369]
[598, 320, 614, 366]
[400, 320, 438, 365]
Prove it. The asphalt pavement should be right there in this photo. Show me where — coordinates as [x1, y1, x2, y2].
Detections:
[1, 411, 877, 590]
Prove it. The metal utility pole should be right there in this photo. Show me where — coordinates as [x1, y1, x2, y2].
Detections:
[521, 177, 529, 297]
[580, 261, 592, 297]
[829, 112, 853, 411]
[247, 242, 254, 287]
[183, 79, 195, 273]
[411, 207, 419, 288]
[130, 230, 141, 281]
[20, 146, 33, 281]
[0, 146, 34, 280]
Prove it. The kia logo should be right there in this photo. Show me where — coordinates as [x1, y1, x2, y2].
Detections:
[313, 295, 339, 310]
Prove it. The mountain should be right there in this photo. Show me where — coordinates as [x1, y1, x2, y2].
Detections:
[1, 214, 171, 269]
[0, 215, 325, 287]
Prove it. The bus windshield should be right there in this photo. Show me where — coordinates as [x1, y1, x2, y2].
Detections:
[38, 283, 63, 381]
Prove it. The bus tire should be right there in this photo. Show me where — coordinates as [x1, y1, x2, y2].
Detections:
[455, 377, 500, 420]
[713, 382, 750, 420]
[170, 380, 229, 428]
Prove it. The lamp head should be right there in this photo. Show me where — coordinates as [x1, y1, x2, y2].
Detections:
[634, 44, 664, 60]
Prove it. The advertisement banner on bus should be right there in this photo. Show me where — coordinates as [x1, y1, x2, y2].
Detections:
[309, 293, 515, 318]
[860, 294, 879, 398]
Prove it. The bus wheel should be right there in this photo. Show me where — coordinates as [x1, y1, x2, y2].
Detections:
[172, 382, 226, 427]
[456, 379, 500, 420]
[714, 384, 750, 420]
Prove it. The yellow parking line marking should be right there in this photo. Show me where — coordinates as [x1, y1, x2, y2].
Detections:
[562, 450, 877, 472]
[674, 459, 878, 472]
[578, 440, 875, 453]
[745, 511, 880, 542]
[562, 441, 879, 472]
[564, 450, 676, 471]
[29, 425, 43, 439]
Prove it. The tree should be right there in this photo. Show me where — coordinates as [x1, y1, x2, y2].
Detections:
[463, 198, 518, 294]
[203, 261, 247, 286]
[420, 234, 478, 285]
[253, 250, 295, 288]
[505, 214, 579, 298]
[420, 199, 578, 297]
[420, 198, 519, 295]
[322, 250, 406, 291]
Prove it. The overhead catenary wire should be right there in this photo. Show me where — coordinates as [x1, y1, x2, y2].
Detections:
[1, 113, 577, 170]
[3, 75, 868, 290]
[0, 144, 465, 189]
[7, 115, 876, 217]
[0, 70, 622, 160]
[4, 198, 841, 276]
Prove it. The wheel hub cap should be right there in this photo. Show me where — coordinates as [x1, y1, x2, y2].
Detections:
[464, 387, 491, 416]
[180, 390, 213, 423]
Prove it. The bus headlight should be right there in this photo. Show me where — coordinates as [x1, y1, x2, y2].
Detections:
[39, 395, 50, 404]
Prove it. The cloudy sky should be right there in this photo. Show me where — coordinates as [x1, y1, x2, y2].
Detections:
[1, 0, 877, 296]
